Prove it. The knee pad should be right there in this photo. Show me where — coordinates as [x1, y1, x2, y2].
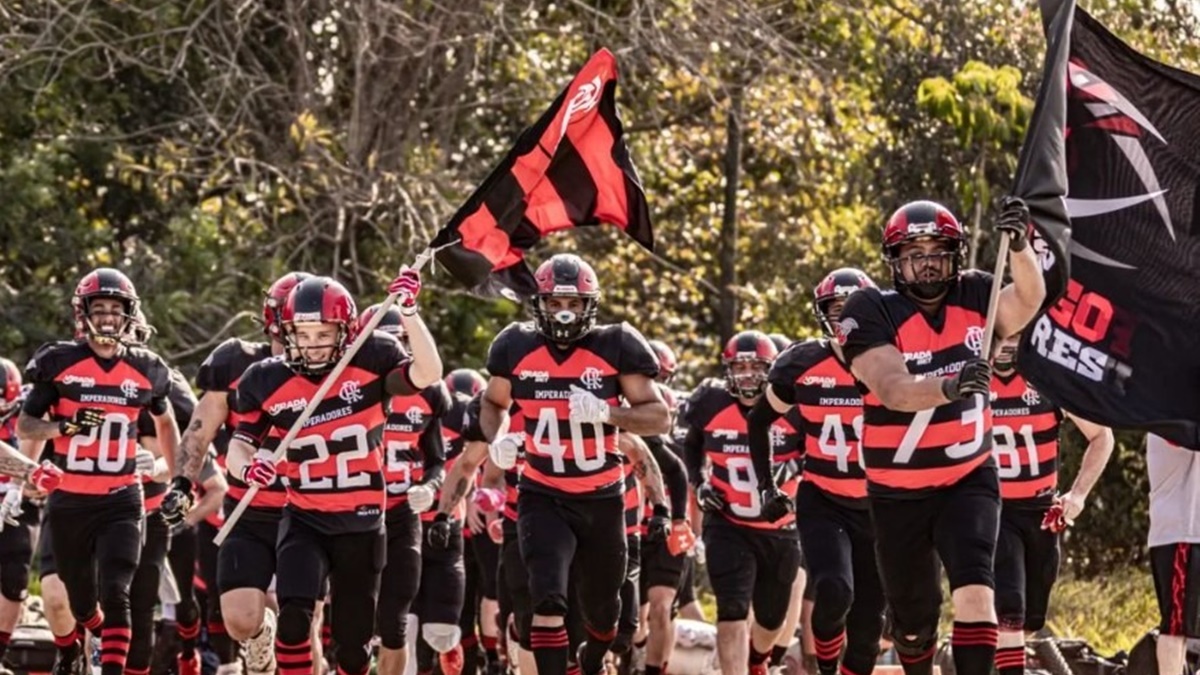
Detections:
[422, 623, 463, 654]
[533, 595, 569, 618]
[277, 600, 315, 645]
[0, 560, 29, 602]
[890, 626, 937, 659]
[715, 597, 750, 624]
[813, 577, 853, 621]
[338, 644, 371, 675]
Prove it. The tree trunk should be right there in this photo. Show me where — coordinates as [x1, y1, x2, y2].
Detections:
[718, 86, 743, 344]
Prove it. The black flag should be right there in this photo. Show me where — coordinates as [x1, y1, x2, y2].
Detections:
[1016, 5, 1200, 447]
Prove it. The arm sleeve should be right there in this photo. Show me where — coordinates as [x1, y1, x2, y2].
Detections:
[21, 382, 58, 419]
[683, 425, 706, 489]
[839, 289, 898, 367]
[646, 436, 689, 518]
[747, 397, 785, 487]
[485, 325, 518, 378]
[231, 371, 271, 446]
[146, 357, 172, 416]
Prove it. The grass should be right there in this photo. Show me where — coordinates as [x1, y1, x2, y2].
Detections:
[692, 567, 1157, 657]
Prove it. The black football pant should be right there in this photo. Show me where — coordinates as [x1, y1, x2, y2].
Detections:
[275, 512, 384, 675]
[377, 511, 422, 650]
[127, 510, 170, 674]
[48, 492, 143, 675]
[797, 483, 884, 675]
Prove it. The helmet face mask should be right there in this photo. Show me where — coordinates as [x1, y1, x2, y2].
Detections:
[72, 268, 141, 346]
[993, 334, 1020, 374]
[531, 254, 601, 344]
[281, 277, 357, 375]
[881, 201, 966, 300]
[813, 268, 877, 338]
[721, 330, 778, 400]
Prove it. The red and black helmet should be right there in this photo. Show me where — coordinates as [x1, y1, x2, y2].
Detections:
[358, 303, 408, 352]
[882, 201, 967, 298]
[445, 368, 486, 397]
[0, 358, 20, 403]
[72, 268, 140, 345]
[263, 272, 312, 342]
[813, 268, 876, 338]
[721, 330, 778, 399]
[531, 254, 601, 343]
[647, 340, 678, 384]
[281, 277, 358, 374]
[767, 334, 792, 353]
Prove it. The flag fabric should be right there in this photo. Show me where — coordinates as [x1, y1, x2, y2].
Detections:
[1016, 3, 1200, 447]
[429, 48, 653, 299]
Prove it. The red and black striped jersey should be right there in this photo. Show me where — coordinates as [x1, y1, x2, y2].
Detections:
[840, 271, 996, 496]
[685, 381, 800, 534]
[233, 332, 409, 534]
[990, 372, 1062, 506]
[382, 382, 450, 514]
[486, 321, 659, 499]
[23, 340, 171, 504]
[197, 337, 287, 516]
[770, 339, 867, 506]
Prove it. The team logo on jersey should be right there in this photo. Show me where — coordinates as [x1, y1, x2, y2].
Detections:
[1022, 386, 1041, 406]
[833, 318, 858, 345]
[580, 367, 604, 391]
[405, 406, 424, 425]
[269, 397, 308, 415]
[802, 375, 837, 389]
[63, 375, 96, 388]
[769, 425, 787, 448]
[120, 379, 140, 399]
[965, 326, 984, 356]
[339, 380, 363, 404]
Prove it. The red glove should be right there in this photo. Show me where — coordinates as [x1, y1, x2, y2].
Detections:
[387, 266, 422, 310]
[1041, 497, 1068, 533]
[473, 488, 505, 514]
[666, 520, 697, 556]
[29, 461, 63, 493]
[488, 517, 504, 544]
[242, 454, 278, 488]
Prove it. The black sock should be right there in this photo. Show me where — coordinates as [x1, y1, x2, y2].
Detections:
[995, 645, 1026, 675]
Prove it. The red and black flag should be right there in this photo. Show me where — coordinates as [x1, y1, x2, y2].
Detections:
[429, 48, 653, 299]
[1016, 0, 1200, 447]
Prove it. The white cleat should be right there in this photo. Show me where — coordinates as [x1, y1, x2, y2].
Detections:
[242, 607, 278, 675]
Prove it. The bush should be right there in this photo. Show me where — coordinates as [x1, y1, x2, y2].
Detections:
[1044, 568, 1159, 656]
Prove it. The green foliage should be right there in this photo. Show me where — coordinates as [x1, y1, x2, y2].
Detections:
[1045, 568, 1159, 655]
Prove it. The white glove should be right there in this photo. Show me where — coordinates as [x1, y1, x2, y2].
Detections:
[0, 489, 23, 530]
[488, 433, 524, 471]
[134, 448, 157, 474]
[407, 484, 436, 514]
[568, 385, 611, 424]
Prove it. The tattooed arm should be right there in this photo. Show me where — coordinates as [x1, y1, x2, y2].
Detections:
[436, 440, 488, 516]
[179, 391, 229, 482]
[0, 440, 41, 482]
[619, 433, 667, 508]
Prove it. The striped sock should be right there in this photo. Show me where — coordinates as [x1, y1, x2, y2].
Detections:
[951, 622, 998, 675]
[995, 646, 1026, 675]
[99, 625, 132, 675]
[276, 638, 313, 675]
[530, 626, 569, 675]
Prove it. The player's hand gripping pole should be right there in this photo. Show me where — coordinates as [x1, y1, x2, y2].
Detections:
[214, 249, 434, 545]
[979, 231, 1012, 362]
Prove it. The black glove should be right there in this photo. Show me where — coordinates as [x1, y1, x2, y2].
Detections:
[696, 482, 726, 513]
[941, 358, 993, 401]
[759, 482, 794, 523]
[59, 407, 105, 436]
[644, 504, 671, 542]
[997, 196, 1032, 252]
[426, 513, 456, 551]
[161, 476, 195, 527]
